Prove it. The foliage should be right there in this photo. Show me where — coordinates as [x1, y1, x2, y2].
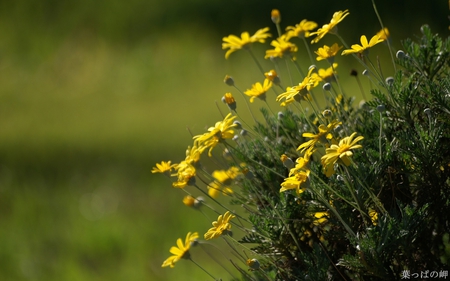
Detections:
[156, 6, 450, 281]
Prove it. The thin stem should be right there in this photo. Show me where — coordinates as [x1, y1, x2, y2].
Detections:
[247, 48, 266, 76]
[371, 0, 397, 73]
[190, 258, 217, 280]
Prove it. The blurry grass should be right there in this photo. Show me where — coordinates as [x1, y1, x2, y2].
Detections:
[0, 26, 241, 280]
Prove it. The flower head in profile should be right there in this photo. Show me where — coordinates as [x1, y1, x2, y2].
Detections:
[280, 169, 310, 196]
[341, 35, 384, 56]
[321, 132, 364, 177]
[318, 63, 338, 82]
[315, 43, 343, 62]
[207, 167, 241, 198]
[271, 9, 281, 24]
[297, 120, 342, 153]
[222, 27, 271, 59]
[172, 163, 196, 188]
[285, 19, 318, 40]
[244, 79, 272, 103]
[193, 113, 237, 156]
[369, 208, 378, 225]
[376, 27, 390, 41]
[152, 161, 176, 174]
[265, 35, 298, 60]
[276, 67, 321, 106]
[310, 10, 350, 43]
[264, 69, 281, 86]
[204, 211, 236, 240]
[162, 232, 199, 268]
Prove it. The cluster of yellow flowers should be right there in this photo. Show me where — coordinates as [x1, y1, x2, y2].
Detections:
[155, 7, 387, 274]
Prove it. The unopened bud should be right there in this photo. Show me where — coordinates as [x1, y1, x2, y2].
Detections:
[385, 77, 394, 86]
[362, 69, 369, 76]
[376, 104, 386, 112]
[233, 120, 242, 129]
[271, 9, 281, 24]
[224, 75, 234, 86]
[322, 109, 332, 119]
[323, 82, 331, 91]
[222, 93, 237, 111]
[396, 50, 406, 59]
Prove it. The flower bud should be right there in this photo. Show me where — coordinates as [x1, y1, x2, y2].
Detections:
[224, 75, 234, 86]
[396, 50, 406, 59]
[233, 120, 242, 129]
[271, 9, 281, 24]
[362, 69, 369, 76]
[247, 258, 260, 270]
[322, 109, 332, 119]
[280, 154, 295, 170]
[376, 104, 386, 112]
[323, 82, 331, 91]
[265, 69, 281, 85]
[222, 93, 237, 111]
[424, 108, 432, 116]
[385, 77, 394, 86]
[277, 111, 284, 120]
[240, 129, 248, 136]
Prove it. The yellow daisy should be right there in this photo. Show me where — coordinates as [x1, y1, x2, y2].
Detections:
[193, 113, 237, 156]
[376, 27, 390, 41]
[321, 132, 364, 177]
[222, 27, 271, 59]
[341, 35, 384, 56]
[276, 68, 321, 106]
[317, 63, 338, 82]
[285, 19, 318, 40]
[244, 79, 272, 103]
[310, 10, 350, 43]
[265, 35, 298, 60]
[315, 43, 343, 62]
[151, 161, 176, 174]
[162, 232, 199, 268]
[204, 211, 236, 240]
[280, 169, 310, 196]
[297, 120, 342, 153]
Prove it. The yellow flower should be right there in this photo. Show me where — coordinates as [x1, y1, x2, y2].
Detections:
[315, 43, 343, 62]
[162, 232, 199, 268]
[297, 120, 342, 153]
[341, 35, 384, 56]
[152, 161, 176, 174]
[172, 163, 196, 188]
[207, 167, 240, 198]
[204, 211, 236, 240]
[285, 19, 318, 40]
[280, 170, 310, 196]
[222, 27, 271, 59]
[264, 69, 281, 85]
[310, 10, 350, 43]
[376, 27, 390, 41]
[276, 68, 321, 106]
[369, 208, 378, 226]
[193, 113, 237, 156]
[182, 195, 196, 207]
[271, 9, 281, 24]
[321, 132, 364, 177]
[318, 63, 338, 81]
[222, 93, 237, 111]
[185, 145, 202, 166]
[244, 79, 272, 103]
[313, 211, 329, 225]
[265, 35, 298, 60]
[288, 148, 314, 176]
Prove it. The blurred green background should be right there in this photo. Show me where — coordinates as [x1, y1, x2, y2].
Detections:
[0, 1, 448, 280]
